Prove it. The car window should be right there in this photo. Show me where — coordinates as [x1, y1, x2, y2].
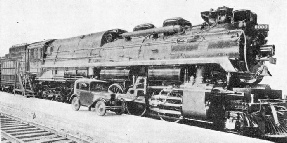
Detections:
[79, 82, 89, 90]
[90, 82, 108, 92]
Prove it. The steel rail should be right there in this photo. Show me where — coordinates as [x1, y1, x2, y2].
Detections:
[0, 113, 88, 143]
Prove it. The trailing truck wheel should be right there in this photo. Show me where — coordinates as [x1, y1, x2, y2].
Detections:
[126, 102, 146, 116]
[71, 97, 81, 111]
[95, 101, 106, 116]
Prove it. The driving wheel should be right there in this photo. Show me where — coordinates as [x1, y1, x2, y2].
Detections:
[126, 102, 146, 116]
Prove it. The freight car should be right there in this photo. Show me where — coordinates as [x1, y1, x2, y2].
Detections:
[0, 6, 286, 139]
[0, 43, 32, 94]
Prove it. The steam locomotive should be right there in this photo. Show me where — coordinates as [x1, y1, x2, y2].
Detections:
[1, 6, 286, 139]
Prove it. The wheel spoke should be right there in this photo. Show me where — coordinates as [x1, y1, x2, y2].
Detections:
[108, 84, 123, 94]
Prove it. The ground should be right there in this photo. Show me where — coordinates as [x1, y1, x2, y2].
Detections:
[0, 91, 273, 143]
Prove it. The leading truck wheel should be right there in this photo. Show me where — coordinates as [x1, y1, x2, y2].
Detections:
[126, 102, 146, 116]
[71, 97, 81, 111]
[95, 101, 106, 116]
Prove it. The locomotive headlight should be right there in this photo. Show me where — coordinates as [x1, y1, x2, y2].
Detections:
[260, 45, 275, 57]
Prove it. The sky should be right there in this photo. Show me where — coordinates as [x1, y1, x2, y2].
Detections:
[0, 0, 287, 93]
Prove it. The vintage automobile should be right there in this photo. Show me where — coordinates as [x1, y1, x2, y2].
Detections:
[70, 78, 126, 116]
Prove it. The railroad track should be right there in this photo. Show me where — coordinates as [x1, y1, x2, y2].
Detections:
[0, 113, 87, 143]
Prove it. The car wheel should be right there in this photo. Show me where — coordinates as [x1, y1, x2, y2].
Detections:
[95, 100, 106, 116]
[71, 97, 81, 111]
